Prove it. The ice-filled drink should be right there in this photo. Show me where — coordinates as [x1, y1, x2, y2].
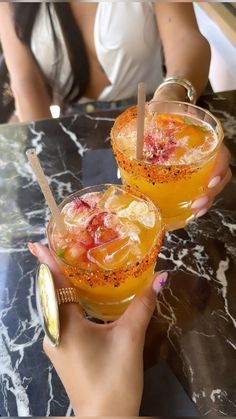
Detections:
[47, 184, 164, 320]
[111, 101, 223, 230]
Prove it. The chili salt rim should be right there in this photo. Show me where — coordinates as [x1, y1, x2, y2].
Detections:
[46, 184, 164, 287]
[62, 227, 164, 288]
[110, 104, 224, 184]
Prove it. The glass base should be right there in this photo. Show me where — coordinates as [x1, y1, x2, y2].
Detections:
[80, 295, 134, 321]
[163, 213, 195, 231]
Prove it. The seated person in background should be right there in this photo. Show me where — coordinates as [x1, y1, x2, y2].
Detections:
[0, 2, 211, 120]
[0, 2, 231, 214]
[28, 241, 168, 416]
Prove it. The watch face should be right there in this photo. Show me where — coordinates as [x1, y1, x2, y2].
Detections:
[36, 263, 60, 347]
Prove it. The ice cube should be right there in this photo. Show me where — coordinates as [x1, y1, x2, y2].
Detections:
[103, 213, 120, 229]
[64, 208, 96, 228]
[64, 243, 87, 264]
[80, 192, 100, 208]
[118, 200, 155, 228]
[130, 243, 142, 258]
[117, 130, 137, 155]
[94, 226, 119, 245]
[99, 186, 131, 213]
[87, 236, 131, 270]
[119, 221, 140, 243]
[63, 199, 100, 229]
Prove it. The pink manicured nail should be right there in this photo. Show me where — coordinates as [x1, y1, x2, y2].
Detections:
[27, 242, 38, 257]
[208, 176, 221, 189]
[191, 195, 209, 209]
[196, 208, 208, 218]
[153, 272, 168, 293]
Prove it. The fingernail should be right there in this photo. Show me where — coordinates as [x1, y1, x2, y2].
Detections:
[27, 242, 38, 257]
[196, 208, 208, 218]
[153, 272, 168, 293]
[191, 195, 209, 209]
[208, 176, 221, 189]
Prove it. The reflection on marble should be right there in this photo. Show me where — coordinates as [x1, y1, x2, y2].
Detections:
[0, 92, 236, 415]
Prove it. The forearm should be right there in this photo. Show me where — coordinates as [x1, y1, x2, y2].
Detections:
[72, 385, 141, 417]
[155, 3, 211, 100]
[55, 367, 141, 417]
[0, 2, 51, 121]
[12, 78, 52, 122]
[74, 400, 140, 417]
[164, 31, 211, 98]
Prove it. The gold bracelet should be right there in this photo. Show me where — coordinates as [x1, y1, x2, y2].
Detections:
[155, 77, 197, 104]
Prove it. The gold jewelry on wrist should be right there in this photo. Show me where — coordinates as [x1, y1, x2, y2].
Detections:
[156, 77, 197, 104]
[36, 263, 81, 347]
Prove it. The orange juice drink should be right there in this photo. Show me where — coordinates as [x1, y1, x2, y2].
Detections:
[111, 101, 223, 231]
[47, 184, 164, 320]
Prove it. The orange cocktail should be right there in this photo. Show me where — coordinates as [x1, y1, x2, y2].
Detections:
[111, 101, 223, 230]
[47, 184, 164, 320]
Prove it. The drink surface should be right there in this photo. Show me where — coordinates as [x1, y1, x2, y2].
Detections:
[51, 185, 161, 273]
[116, 113, 217, 165]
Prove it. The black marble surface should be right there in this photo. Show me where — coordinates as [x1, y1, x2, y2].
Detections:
[0, 91, 236, 416]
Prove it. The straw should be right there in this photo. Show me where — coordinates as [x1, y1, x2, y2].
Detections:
[136, 82, 146, 160]
[26, 149, 66, 235]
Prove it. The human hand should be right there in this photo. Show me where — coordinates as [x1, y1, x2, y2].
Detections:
[191, 144, 232, 218]
[28, 242, 168, 416]
[150, 88, 232, 218]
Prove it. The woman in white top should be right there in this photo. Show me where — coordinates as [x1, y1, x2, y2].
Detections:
[0, 2, 211, 118]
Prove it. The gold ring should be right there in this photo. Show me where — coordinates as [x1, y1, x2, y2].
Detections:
[36, 263, 80, 347]
[56, 287, 80, 305]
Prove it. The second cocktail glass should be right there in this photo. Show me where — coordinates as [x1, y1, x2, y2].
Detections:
[47, 184, 164, 321]
[111, 101, 223, 230]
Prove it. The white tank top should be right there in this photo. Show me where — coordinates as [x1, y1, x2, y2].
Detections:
[31, 3, 163, 102]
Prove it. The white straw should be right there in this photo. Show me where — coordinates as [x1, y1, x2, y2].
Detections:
[26, 149, 66, 235]
[136, 82, 146, 160]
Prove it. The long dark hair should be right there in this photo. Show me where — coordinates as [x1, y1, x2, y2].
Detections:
[12, 3, 90, 102]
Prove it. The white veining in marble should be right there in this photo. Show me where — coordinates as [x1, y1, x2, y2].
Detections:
[59, 122, 89, 157]
[216, 258, 236, 328]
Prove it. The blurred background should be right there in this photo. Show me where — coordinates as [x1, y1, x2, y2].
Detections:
[194, 2, 236, 92]
[0, 2, 235, 121]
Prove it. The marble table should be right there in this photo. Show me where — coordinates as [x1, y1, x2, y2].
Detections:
[0, 91, 235, 416]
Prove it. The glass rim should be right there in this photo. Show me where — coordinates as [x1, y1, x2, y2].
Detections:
[112, 100, 224, 167]
[46, 183, 164, 273]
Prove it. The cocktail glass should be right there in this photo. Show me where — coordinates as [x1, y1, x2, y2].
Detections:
[47, 184, 164, 321]
[111, 101, 223, 230]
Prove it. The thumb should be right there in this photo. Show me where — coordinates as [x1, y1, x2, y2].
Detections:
[119, 272, 168, 332]
[28, 242, 84, 341]
[28, 242, 69, 288]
